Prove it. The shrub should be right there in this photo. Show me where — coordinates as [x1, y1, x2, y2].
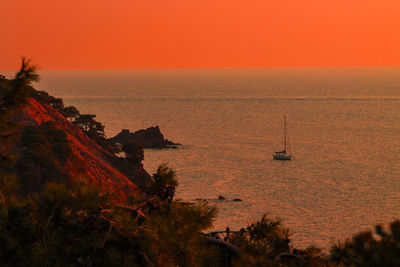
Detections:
[329, 221, 400, 266]
[122, 141, 144, 164]
[0, 168, 217, 266]
[17, 122, 71, 191]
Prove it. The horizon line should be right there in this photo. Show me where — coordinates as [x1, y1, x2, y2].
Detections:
[1, 64, 400, 72]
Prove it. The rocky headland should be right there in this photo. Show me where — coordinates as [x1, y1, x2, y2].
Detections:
[108, 126, 181, 149]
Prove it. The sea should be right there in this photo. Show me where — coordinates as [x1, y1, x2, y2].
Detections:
[22, 67, 400, 249]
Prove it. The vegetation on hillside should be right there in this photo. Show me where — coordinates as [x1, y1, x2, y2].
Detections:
[0, 172, 217, 266]
[17, 121, 72, 191]
[0, 58, 40, 169]
[33, 90, 109, 150]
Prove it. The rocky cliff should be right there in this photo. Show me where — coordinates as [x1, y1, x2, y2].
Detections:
[109, 126, 180, 149]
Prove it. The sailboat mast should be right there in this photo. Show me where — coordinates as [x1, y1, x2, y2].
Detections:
[284, 116, 286, 153]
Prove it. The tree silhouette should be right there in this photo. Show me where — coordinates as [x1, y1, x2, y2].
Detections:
[329, 221, 400, 266]
[4, 57, 39, 108]
[62, 106, 80, 120]
[33, 91, 81, 121]
[73, 114, 105, 139]
[147, 163, 178, 199]
[122, 141, 144, 164]
[0, 58, 39, 167]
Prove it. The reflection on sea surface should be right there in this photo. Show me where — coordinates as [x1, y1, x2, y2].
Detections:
[37, 67, 400, 248]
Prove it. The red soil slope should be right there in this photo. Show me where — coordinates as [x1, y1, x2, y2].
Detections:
[16, 97, 151, 198]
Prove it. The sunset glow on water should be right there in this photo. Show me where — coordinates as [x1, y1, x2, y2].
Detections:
[37, 68, 400, 248]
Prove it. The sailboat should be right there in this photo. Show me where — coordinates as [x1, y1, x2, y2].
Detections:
[273, 116, 291, 160]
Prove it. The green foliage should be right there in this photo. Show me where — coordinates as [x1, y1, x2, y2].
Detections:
[229, 214, 292, 266]
[33, 91, 110, 150]
[12, 57, 40, 87]
[0, 177, 146, 266]
[3, 57, 38, 109]
[228, 215, 327, 266]
[62, 106, 80, 120]
[329, 239, 356, 266]
[73, 114, 109, 149]
[329, 221, 400, 266]
[33, 91, 81, 120]
[153, 163, 178, 188]
[122, 141, 143, 164]
[0, 76, 9, 104]
[0, 109, 20, 170]
[142, 199, 216, 266]
[147, 163, 178, 198]
[0, 174, 20, 205]
[73, 114, 104, 138]
[17, 122, 72, 191]
[33, 90, 111, 151]
[33, 90, 65, 111]
[0, 167, 220, 266]
[0, 58, 39, 169]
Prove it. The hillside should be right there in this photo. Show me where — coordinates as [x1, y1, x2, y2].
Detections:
[13, 97, 152, 197]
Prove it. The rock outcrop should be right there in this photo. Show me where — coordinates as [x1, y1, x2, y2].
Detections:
[109, 126, 180, 149]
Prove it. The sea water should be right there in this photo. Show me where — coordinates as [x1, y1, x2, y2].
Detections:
[33, 67, 400, 248]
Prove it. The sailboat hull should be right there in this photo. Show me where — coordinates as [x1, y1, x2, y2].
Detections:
[273, 154, 291, 160]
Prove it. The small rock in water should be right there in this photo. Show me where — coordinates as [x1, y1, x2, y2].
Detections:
[233, 198, 242, 202]
[218, 195, 226, 200]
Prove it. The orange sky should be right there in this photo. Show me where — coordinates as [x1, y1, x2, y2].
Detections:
[2, 0, 400, 69]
